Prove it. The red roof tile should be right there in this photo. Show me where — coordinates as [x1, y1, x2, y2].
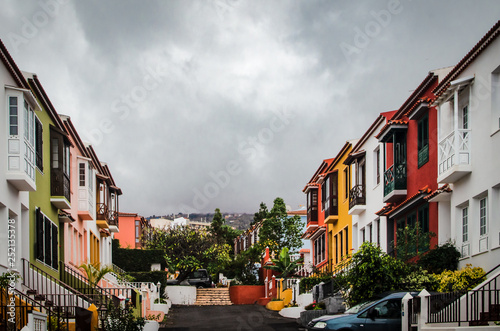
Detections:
[424, 184, 452, 201]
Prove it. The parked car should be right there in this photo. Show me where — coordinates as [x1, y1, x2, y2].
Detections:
[307, 292, 417, 330]
[167, 269, 213, 288]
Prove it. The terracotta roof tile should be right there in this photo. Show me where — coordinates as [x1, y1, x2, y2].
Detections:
[380, 186, 432, 217]
[375, 119, 409, 139]
[424, 184, 452, 201]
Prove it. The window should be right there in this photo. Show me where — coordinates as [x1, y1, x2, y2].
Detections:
[335, 235, 338, 264]
[339, 230, 344, 259]
[343, 167, 350, 200]
[9, 96, 18, 135]
[376, 219, 380, 246]
[345, 227, 349, 257]
[368, 224, 372, 243]
[307, 189, 318, 223]
[35, 117, 43, 170]
[35, 208, 58, 269]
[359, 299, 401, 319]
[417, 114, 429, 167]
[135, 220, 140, 243]
[361, 228, 365, 243]
[462, 207, 469, 242]
[314, 233, 326, 265]
[79, 163, 86, 186]
[323, 172, 338, 217]
[375, 148, 380, 185]
[322, 175, 330, 212]
[50, 128, 71, 201]
[480, 198, 487, 236]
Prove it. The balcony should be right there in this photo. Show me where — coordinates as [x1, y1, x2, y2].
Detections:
[438, 129, 471, 183]
[383, 164, 407, 203]
[50, 173, 71, 209]
[108, 210, 119, 233]
[96, 203, 109, 229]
[307, 207, 318, 225]
[348, 184, 366, 215]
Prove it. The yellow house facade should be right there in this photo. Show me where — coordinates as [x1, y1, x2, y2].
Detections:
[323, 141, 356, 272]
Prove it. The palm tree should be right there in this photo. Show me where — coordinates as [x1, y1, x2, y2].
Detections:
[79, 262, 114, 288]
[264, 247, 303, 285]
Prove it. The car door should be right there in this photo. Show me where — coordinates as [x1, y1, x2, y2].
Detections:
[359, 299, 402, 331]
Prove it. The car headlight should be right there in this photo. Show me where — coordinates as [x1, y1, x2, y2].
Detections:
[313, 321, 327, 328]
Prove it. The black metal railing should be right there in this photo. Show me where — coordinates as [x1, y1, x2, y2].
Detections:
[384, 163, 407, 197]
[349, 184, 365, 210]
[59, 262, 118, 304]
[22, 258, 90, 303]
[0, 287, 72, 331]
[426, 268, 500, 326]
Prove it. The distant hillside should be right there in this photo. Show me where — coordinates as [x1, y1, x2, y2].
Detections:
[145, 213, 254, 231]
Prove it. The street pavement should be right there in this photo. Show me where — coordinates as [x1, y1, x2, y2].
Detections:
[160, 304, 305, 331]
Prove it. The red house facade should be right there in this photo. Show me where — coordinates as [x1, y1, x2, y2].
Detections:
[302, 158, 334, 274]
[376, 69, 451, 256]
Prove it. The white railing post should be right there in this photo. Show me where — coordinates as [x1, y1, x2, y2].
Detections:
[418, 289, 431, 329]
[402, 292, 413, 331]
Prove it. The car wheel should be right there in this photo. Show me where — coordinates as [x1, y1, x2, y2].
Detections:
[197, 285, 205, 289]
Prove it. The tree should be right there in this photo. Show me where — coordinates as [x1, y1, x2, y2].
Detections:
[251, 202, 268, 226]
[145, 226, 231, 282]
[258, 197, 304, 256]
[210, 208, 225, 241]
[339, 242, 409, 306]
[209, 208, 241, 259]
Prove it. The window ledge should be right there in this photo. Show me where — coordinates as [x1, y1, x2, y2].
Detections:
[471, 250, 489, 258]
[491, 128, 500, 137]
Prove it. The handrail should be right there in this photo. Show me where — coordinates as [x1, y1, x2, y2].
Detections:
[59, 262, 117, 302]
[22, 258, 91, 302]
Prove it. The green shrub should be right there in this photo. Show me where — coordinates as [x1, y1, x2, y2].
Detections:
[434, 264, 485, 292]
[113, 245, 166, 272]
[299, 275, 331, 294]
[304, 301, 326, 310]
[418, 242, 460, 274]
[401, 268, 439, 291]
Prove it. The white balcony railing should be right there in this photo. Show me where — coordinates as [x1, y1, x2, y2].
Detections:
[438, 129, 471, 177]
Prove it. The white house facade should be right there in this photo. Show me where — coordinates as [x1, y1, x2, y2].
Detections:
[431, 21, 500, 272]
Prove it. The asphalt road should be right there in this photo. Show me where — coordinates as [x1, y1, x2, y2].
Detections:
[160, 304, 305, 331]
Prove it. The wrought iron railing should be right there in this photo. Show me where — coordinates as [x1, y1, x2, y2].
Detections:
[349, 184, 365, 210]
[108, 210, 119, 226]
[384, 163, 407, 196]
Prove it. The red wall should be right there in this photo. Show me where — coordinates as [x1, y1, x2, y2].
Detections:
[229, 285, 265, 305]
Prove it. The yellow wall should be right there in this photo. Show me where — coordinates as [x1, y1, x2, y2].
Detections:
[325, 143, 353, 272]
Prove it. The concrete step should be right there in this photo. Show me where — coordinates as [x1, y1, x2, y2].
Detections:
[194, 288, 232, 306]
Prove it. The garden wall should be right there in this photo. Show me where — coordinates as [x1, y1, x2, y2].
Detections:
[229, 285, 264, 305]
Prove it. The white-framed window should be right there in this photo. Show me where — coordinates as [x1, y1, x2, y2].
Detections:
[480, 197, 487, 236]
[79, 163, 86, 186]
[374, 146, 381, 186]
[462, 206, 469, 242]
[314, 233, 326, 265]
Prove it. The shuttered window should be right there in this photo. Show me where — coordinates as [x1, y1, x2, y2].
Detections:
[35, 207, 58, 270]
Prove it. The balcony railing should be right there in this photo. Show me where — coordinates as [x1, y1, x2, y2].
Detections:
[384, 163, 407, 197]
[97, 203, 109, 221]
[108, 210, 119, 227]
[349, 184, 365, 210]
[307, 207, 318, 224]
[438, 129, 471, 176]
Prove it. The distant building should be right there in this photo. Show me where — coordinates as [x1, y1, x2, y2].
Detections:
[115, 213, 150, 249]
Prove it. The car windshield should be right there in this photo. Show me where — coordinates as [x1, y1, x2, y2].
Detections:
[345, 300, 378, 314]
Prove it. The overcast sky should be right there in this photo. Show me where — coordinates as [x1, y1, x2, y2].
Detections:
[1, 1, 498, 216]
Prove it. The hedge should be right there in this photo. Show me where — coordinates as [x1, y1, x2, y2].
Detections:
[113, 239, 166, 272]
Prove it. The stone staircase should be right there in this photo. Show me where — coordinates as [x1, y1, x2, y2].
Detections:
[194, 288, 232, 306]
